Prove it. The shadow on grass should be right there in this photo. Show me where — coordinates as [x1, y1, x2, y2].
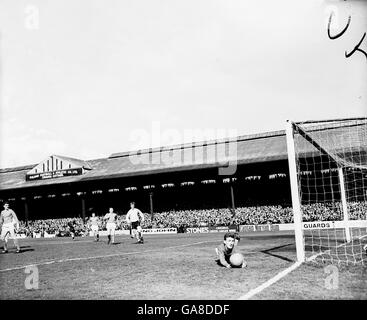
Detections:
[260, 243, 295, 263]
[1, 247, 35, 253]
[19, 248, 35, 253]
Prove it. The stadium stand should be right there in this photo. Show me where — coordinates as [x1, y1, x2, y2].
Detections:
[17, 201, 367, 237]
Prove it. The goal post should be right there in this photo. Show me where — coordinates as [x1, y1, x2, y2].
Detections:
[338, 167, 351, 243]
[286, 120, 305, 263]
[286, 118, 367, 265]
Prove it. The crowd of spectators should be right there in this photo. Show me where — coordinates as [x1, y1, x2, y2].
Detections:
[18, 218, 86, 237]
[16, 201, 367, 237]
[18, 216, 129, 237]
[142, 201, 366, 228]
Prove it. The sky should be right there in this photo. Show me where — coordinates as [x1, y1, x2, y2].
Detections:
[0, 0, 366, 168]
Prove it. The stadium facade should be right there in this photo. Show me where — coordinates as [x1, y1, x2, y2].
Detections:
[1, 124, 362, 222]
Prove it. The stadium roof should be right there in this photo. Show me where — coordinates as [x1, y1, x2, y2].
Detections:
[0, 129, 289, 191]
[0, 118, 365, 192]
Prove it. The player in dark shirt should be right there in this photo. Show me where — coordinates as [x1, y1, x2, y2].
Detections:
[215, 232, 246, 268]
[68, 220, 76, 240]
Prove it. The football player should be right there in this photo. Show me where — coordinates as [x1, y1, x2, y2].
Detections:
[0, 202, 21, 253]
[126, 202, 145, 244]
[67, 219, 76, 240]
[89, 213, 100, 242]
[104, 208, 118, 244]
[215, 232, 246, 268]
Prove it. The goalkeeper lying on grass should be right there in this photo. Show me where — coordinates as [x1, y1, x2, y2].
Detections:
[215, 232, 247, 268]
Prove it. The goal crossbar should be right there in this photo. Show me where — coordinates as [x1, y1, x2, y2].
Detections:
[292, 122, 354, 169]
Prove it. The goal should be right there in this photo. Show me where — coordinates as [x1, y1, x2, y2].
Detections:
[286, 118, 367, 265]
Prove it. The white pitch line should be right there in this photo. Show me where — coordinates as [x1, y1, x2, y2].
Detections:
[238, 238, 358, 300]
[0, 239, 263, 273]
[0, 261, 57, 273]
[18, 238, 103, 246]
[0, 240, 217, 273]
[11, 237, 111, 247]
[238, 261, 302, 300]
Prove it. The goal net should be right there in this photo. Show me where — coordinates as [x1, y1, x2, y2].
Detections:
[286, 118, 367, 265]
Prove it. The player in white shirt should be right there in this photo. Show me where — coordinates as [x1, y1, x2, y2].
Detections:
[126, 202, 145, 244]
[103, 208, 118, 244]
[88, 213, 100, 242]
[0, 202, 21, 253]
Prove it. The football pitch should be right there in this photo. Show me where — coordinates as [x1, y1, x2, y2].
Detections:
[0, 232, 366, 300]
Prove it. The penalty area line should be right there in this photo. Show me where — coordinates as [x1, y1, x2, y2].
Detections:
[238, 261, 302, 300]
[0, 240, 216, 273]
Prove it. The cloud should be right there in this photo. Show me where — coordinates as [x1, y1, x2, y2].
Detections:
[0, 118, 67, 168]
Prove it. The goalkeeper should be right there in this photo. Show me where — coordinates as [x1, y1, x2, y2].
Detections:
[0, 202, 21, 253]
[215, 232, 246, 268]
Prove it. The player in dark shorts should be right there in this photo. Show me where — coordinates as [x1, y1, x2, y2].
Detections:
[131, 220, 140, 230]
[126, 202, 145, 244]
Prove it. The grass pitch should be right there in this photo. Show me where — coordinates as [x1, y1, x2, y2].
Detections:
[0, 232, 366, 300]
